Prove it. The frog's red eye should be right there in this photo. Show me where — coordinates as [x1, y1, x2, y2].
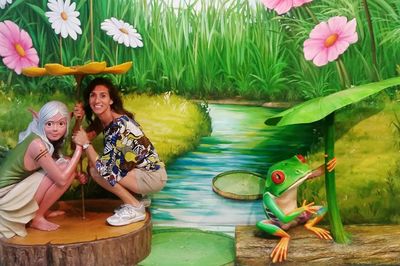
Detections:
[271, 170, 285, 184]
[296, 154, 306, 163]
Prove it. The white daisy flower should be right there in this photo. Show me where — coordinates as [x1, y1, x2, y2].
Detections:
[0, 0, 13, 9]
[101, 17, 143, 48]
[45, 0, 82, 40]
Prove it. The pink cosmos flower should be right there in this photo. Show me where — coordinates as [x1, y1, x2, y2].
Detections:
[261, 0, 312, 15]
[303, 16, 358, 67]
[0, 20, 39, 74]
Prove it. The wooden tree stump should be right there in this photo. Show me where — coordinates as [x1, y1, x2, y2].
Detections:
[0, 199, 151, 266]
[236, 225, 400, 265]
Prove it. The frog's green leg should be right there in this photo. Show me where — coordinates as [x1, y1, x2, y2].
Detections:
[257, 220, 290, 263]
[304, 206, 332, 240]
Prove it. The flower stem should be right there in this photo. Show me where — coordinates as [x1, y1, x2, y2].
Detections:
[115, 45, 119, 65]
[6, 71, 12, 87]
[324, 113, 351, 244]
[90, 0, 94, 61]
[304, 6, 319, 24]
[335, 62, 345, 89]
[362, 0, 379, 81]
[59, 35, 63, 65]
[337, 58, 351, 89]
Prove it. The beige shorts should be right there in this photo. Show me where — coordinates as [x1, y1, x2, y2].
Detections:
[134, 166, 168, 195]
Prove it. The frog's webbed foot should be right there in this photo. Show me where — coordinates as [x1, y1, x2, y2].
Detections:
[256, 220, 291, 263]
[304, 212, 332, 240]
[271, 236, 290, 263]
[304, 224, 332, 240]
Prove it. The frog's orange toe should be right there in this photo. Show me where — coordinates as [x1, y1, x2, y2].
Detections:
[271, 237, 290, 263]
[306, 226, 332, 240]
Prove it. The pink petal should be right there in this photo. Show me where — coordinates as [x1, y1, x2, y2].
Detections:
[3, 54, 19, 71]
[274, 0, 293, 15]
[0, 21, 14, 42]
[261, 0, 281, 9]
[341, 18, 357, 35]
[14, 61, 23, 74]
[3, 20, 20, 45]
[25, 48, 39, 65]
[327, 46, 339, 62]
[0, 45, 15, 57]
[332, 40, 350, 54]
[313, 48, 329, 67]
[20, 56, 37, 69]
[340, 32, 358, 44]
[327, 16, 347, 34]
[340, 18, 358, 44]
[0, 35, 15, 57]
[19, 29, 33, 50]
[293, 0, 312, 7]
[310, 22, 331, 40]
[303, 39, 324, 60]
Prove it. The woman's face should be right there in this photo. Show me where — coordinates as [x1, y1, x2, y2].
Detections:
[89, 85, 113, 116]
[44, 113, 67, 142]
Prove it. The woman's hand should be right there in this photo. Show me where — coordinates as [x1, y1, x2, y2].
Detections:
[72, 127, 90, 146]
[73, 102, 85, 120]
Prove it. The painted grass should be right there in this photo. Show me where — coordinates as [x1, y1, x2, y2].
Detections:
[300, 99, 400, 224]
[1, 0, 399, 100]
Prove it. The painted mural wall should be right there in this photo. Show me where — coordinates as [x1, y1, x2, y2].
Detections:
[1, 0, 400, 235]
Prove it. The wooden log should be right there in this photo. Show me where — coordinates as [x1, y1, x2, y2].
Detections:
[0, 199, 151, 266]
[236, 225, 400, 265]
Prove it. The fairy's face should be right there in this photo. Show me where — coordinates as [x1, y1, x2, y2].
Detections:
[44, 113, 68, 142]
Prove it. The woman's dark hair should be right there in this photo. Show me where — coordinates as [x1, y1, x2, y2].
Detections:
[83, 77, 133, 134]
[51, 138, 64, 160]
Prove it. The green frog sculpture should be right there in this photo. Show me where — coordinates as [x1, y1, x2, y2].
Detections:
[257, 154, 335, 263]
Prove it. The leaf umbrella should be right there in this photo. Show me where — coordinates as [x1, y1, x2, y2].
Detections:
[265, 76, 400, 243]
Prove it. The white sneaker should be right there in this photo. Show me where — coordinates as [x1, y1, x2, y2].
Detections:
[107, 204, 146, 226]
[114, 197, 151, 213]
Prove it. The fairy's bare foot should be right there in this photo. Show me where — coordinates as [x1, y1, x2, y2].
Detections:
[30, 217, 60, 231]
[46, 210, 65, 218]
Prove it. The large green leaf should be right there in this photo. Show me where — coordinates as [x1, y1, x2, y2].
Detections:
[265, 76, 400, 126]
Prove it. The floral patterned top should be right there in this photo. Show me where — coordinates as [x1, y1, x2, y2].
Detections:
[95, 115, 163, 186]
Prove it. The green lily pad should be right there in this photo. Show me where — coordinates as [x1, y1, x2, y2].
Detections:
[139, 228, 234, 266]
[212, 170, 265, 200]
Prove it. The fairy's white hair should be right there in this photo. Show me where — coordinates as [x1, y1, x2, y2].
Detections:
[18, 101, 70, 155]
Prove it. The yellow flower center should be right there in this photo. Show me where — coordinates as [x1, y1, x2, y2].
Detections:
[119, 28, 128, 35]
[324, 33, 338, 48]
[61, 11, 68, 21]
[15, 44, 26, 57]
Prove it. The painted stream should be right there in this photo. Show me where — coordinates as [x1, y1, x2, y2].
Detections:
[150, 104, 318, 233]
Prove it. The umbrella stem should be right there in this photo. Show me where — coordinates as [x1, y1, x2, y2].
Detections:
[324, 113, 351, 244]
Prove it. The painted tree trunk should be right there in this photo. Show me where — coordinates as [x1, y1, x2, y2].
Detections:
[324, 112, 350, 244]
[0, 200, 151, 266]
